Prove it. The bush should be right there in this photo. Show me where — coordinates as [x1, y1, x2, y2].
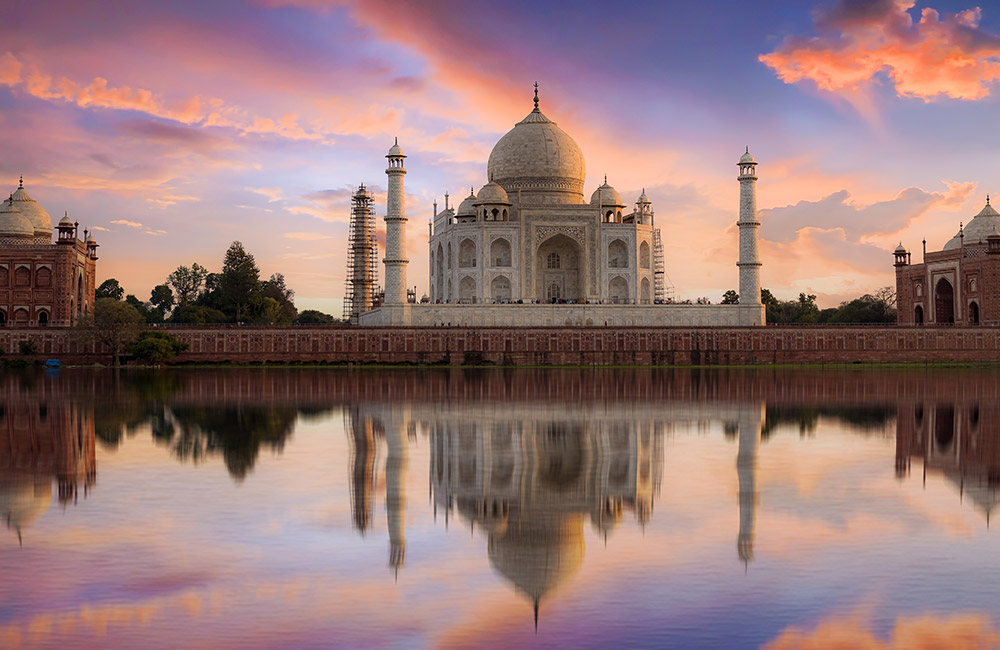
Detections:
[18, 340, 38, 356]
[171, 305, 228, 324]
[131, 331, 188, 365]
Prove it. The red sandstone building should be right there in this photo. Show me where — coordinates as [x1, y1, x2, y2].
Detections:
[0, 178, 98, 326]
[895, 198, 1000, 325]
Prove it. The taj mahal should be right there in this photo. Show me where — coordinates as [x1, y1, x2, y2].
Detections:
[356, 86, 764, 327]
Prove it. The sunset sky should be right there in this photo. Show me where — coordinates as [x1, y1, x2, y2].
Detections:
[3, 0, 1000, 312]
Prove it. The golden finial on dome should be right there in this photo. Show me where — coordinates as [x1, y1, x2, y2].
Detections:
[533, 82, 539, 112]
[18, 175, 22, 188]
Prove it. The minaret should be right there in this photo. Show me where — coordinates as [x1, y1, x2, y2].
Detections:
[347, 407, 376, 534]
[737, 403, 764, 569]
[384, 138, 408, 305]
[737, 148, 761, 306]
[385, 406, 409, 579]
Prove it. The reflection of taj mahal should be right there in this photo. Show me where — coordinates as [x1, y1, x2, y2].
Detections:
[357, 86, 765, 327]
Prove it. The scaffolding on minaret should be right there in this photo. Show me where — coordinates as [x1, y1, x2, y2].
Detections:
[343, 184, 379, 323]
[652, 228, 674, 303]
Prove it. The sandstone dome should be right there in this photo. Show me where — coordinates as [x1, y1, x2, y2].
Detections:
[10, 180, 52, 237]
[487, 96, 586, 205]
[0, 197, 35, 239]
[944, 200, 1000, 250]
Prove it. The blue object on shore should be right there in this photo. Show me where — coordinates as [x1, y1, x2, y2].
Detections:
[45, 359, 61, 367]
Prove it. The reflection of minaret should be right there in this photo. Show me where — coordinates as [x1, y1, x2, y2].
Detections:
[347, 407, 377, 534]
[385, 406, 409, 578]
[737, 404, 763, 568]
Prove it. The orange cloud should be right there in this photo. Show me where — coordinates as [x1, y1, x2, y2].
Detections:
[760, 1, 1000, 102]
[764, 612, 1000, 649]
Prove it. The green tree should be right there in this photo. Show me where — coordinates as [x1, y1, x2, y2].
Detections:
[126, 294, 162, 324]
[96, 279, 125, 301]
[131, 331, 188, 365]
[259, 273, 297, 324]
[721, 290, 739, 305]
[218, 241, 261, 322]
[171, 304, 228, 324]
[150, 284, 174, 318]
[167, 263, 208, 307]
[78, 298, 143, 367]
[296, 309, 337, 325]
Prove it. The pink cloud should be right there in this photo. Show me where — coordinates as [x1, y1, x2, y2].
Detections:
[760, 2, 1000, 102]
[764, 611, 1000, 649]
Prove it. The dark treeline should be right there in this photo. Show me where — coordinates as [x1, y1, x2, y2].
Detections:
[721, 287, 897, 324]
[96, 240, 341, 326]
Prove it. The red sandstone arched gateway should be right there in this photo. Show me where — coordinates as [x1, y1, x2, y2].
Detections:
[935, 278, 954, 324]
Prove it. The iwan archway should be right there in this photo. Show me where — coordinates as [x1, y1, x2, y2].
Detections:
[536, 234, 583, 302]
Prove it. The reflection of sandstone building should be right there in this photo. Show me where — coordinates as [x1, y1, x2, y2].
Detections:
[0, 390, 96, 544]
[895, 198, 998, 325]
[359, 87, 764, 327]
[0, 178, 99, 326]
[896, 399, 1000, 522]
[429, 410, 663, 622]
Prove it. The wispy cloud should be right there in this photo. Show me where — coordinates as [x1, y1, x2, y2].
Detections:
[111, 219, 143, 228]
[247, 186, 285, 202]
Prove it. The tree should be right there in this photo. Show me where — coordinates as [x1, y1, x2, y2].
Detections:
[78, 298, 143, 367]
[126, 294, 161, 324]
[167, 263, 208, 307]
[760, 288, 778, 308]
[150, 284, 174, 318]
[131, 331, 188, 365]
[259, 273, 296, 324]
[171, 304, 228, 324]
[296, 309, 337, 325]
[218, 242, 261, 322]
[721, 290, 739, 305]
[96, 279, 125, 301]
[874, 286, 896, 309]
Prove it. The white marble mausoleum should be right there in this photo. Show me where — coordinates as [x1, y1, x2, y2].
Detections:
[359, 86, 764, 327]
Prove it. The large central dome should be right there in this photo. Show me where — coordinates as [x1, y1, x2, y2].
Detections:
[487, 91, 586, 205]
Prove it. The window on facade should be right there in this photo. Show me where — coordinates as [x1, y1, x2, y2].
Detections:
[0, 268, 8, 287]
[36, 267, 51, 287]
[547, 252, 560, 269]
[547, 283, 561, 301]
[37, 311, 48, 326]
[14, 267, 29, 287]
[970, 278, 978, 292]
[915, 283, 922, 297]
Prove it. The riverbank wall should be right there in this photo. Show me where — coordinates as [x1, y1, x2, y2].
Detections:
[5, 325, 1000, 366]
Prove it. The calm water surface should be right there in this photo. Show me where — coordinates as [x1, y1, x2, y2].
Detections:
[2, 367, 1000, 649]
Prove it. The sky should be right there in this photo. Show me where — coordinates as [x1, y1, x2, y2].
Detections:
[2, 0, 1000, 312]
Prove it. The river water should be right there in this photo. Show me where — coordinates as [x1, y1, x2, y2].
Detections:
[1, 367, 999, 649]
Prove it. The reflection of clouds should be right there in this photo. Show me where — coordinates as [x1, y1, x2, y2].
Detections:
[764, 612, 1000, 650]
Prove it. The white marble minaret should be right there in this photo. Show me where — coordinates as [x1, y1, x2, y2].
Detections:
[384, 138, 408, 305]
[737, 148, 762, 305]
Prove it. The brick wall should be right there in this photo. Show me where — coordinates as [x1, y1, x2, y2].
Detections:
[9, 325, 1000, 366]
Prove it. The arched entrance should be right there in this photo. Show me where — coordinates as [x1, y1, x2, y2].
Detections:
[536, 234, 583, 302]
[491, 276, 511, 302]
[914, 305, 923, 324]
[935, 278, 954, 324]
[608, 276, 628, 304]
[969, 301, 980, 325]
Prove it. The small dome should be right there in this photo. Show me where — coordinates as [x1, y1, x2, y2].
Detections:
[476, 181, 510, 205]
[86, 233, 97, 244]
[590, 179, 623, 207]
[638, 189, 649, 204]
[895, 243, 906, 253]
[10, 180, 52, 236]
[0, 198, 35, 238]
[944, 200, 1000, 250]
[739, 148, 756, 164]
[457, 188, 477, 216]
[58, 214, 74, 227]
[387, 138, 405, 158]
